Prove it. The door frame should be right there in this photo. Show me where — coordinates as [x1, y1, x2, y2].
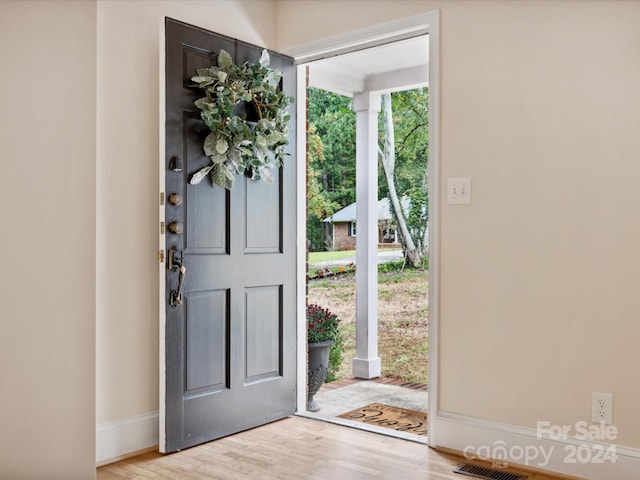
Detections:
[286, 10, 441, 447]
[159, 16, 167, 450]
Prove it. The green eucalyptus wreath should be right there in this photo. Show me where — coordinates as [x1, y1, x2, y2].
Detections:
[189, 49, 294, 190]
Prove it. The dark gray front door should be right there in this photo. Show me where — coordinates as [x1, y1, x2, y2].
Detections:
[162, 18, 297, 453]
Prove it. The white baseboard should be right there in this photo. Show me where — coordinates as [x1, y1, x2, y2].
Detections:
[434, 412, 640, 480]
[96, 411, 159, 465]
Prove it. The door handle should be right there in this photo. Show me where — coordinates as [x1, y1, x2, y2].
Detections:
[169, 247, 186, 307]
[171, 265, 186, 307]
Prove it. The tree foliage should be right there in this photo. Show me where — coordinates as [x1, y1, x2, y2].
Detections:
[307, 88, 356, 206]
[306, 88, 356, 250]
[307, 126, 340, 251]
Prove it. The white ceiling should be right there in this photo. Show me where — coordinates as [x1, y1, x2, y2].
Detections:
[307, 35, 429, 97]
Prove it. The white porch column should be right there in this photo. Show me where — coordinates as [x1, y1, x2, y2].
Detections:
[352, 92, 382, 379]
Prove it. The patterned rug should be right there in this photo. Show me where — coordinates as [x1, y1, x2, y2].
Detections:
[337, 402, 427, 436]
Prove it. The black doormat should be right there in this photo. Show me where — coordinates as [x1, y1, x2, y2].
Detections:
[337, 402, 427, 436]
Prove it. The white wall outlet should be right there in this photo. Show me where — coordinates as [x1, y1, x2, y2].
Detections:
[447, 177, 471, 204]
[592, 392, 613, 424]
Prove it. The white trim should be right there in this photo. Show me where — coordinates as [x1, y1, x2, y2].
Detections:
[295, 63, 307, 414]
[425, 10, 440, 449]
[96, 411, 159, 465]
[435, 412, 640, 480]
[291, 8, 440, 436]
[158, 16, 167, 453]
[281, 13, 433, 64]
[365, 65, 429, 95]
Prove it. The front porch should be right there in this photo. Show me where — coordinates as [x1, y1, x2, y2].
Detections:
[304, 377, 428, 443]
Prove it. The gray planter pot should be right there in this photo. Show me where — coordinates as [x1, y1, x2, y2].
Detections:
[307, 340, 334, 412]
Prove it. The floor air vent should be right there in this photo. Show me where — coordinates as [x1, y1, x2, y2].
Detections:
[453, 463, 528, 480]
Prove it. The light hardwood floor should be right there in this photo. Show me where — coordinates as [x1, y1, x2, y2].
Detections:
[97, 416, 576, 480]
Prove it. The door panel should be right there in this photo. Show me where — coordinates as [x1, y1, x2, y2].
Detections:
[162, 18, 296, 453]
[244, 285, 282, 382]
[185, 289, 229, 392]
[245, 174, 282, 253]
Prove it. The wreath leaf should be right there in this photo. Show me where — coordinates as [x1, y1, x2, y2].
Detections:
[259, 49, 270, 67]
[211, 153, 227, 164]
[259, 166, 274, 183]
[217, 50, 233, 70]
[194, 97, 210, 110]
[215, 139, 229, 154]
[189, 165, 214, 185]
[203, 133, 217, 157]
[195, 68, 212, 77]
[192, 76, 214, 84]
[210, 164, 235, 190]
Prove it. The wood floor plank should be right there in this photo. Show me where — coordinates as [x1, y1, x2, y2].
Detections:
[97, 416, 579, 480]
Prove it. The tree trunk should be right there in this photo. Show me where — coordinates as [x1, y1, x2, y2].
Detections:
[379, 93, 425, 267]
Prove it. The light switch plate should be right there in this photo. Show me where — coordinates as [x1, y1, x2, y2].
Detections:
[447, 177, 471, 204]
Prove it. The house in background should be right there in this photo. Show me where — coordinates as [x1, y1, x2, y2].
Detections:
[323, 198, 402, 250]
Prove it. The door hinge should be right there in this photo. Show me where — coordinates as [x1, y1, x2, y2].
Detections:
[160, 192, 165, 205]
[158, 249, 165, 263]
[160, 221, 165, 234]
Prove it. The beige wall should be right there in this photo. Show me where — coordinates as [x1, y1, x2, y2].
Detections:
[0, 1, 97, 478]
[96, 0, 276, 424]
[278, 0, 640, 449]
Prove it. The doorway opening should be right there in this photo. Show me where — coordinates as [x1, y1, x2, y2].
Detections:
[304, 84, 429, 441]
[290, 13, 439, 444]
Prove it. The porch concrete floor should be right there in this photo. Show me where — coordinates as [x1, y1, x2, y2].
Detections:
[300, 377, 429, 443]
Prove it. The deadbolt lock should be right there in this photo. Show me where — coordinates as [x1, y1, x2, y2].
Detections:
[168, 222, 183, 234]
[168, 247, 183, 272]
[169, 194, 183, 206]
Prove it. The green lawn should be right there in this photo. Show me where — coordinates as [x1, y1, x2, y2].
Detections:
[308, 250, 356, 264]
[308, 248, 401, 264]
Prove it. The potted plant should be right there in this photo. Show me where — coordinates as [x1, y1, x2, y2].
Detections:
[307, 303, 341, 411]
